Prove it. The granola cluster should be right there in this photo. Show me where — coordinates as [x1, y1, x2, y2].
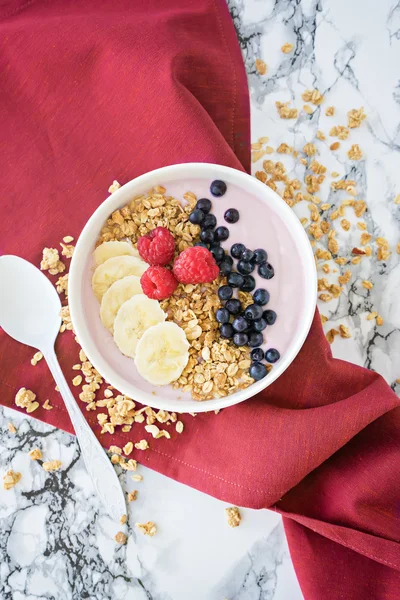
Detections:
[15, 387, 39, 413]
[225, 506, 241, 528]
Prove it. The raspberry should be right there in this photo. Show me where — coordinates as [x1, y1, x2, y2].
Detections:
[140, 266, 178, 300]
[173, 247, 219, 284]
[137, 227, 175, 266]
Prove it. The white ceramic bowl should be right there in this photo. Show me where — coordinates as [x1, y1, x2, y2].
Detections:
[69, 163, 316, 413]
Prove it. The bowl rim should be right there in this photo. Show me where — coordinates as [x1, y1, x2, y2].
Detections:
[69, 162, 317, 413]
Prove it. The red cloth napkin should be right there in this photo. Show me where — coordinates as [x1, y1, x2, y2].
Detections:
[1, 1, 399, 598]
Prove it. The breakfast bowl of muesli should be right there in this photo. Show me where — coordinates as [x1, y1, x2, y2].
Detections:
[69, 163, 316, 413]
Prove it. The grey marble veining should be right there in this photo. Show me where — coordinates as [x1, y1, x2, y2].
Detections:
[1, 0, 400, 599]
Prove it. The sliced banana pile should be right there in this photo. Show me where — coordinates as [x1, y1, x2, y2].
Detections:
[91, 241, 189, 386]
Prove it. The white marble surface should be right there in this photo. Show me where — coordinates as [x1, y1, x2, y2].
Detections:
[1, 0, 400, 598]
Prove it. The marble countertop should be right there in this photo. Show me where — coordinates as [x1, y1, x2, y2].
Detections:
[1, 0, 399, 598]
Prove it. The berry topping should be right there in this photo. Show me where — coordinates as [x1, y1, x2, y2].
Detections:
[173, 246, 219, 284]
[227, 272, 244, 288]
[259, 262, 275, 279]
[244, 304, 263, 321]
[220, 323, 234, 339]
[237, 260, 255, 275]
[210, 180, 227, 197]
[253, 289, 270, 306]
[252, 249, 268, 264]
[263, 309, 277, 325]
[230, 243, 246, 259]
[216, 308, 230, 324]
[232, 316, 249, 333]
[218, 285, 233, 301]
[214, 226, 230, 242]
[233, 332, 248, 347]
[265, 348, 280, 363]
[137, 226, 175, 266]
[248, 332, 264, 347]
[202, 214, 217, 229]
[249, 362, 267, 381]
[240, 275, 256, 292]
[140, 266, 178, 300]
[224, 208, 239, 223]
[194, 242, 208, 248]
[225, 299, 242, 315]
[189, 209, 205, 225]
[241, 248, 254, 262]
[251, 348, 264, 362]
[200, 229, 215, 244]
[219, 259, 233, 275]
[196, 198, 212, 213]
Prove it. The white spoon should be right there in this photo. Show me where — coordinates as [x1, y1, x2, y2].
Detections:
[0, 255, 126, 522]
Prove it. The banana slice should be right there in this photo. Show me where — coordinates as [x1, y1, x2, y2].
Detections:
[100, 275, 143, 332]
[135, 321, 190, 386]
[113, 294, 166, 358]
[93, 240, 139, 266]
[92, 255, 148, 301]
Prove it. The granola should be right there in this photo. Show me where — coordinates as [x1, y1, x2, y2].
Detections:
[15, 387, 39, 413]
[135, 521, 157, 536]
[3, 470, 22, 490]
[225, 506, 241, 528]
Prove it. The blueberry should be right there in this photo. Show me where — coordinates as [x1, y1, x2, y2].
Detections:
[241, 248, 254, 262]
[265, 348, 280, 363]
[227, 272, 244, 288]
[223, 255, 233, 266]
[244, 304, 263, 321]
[253, 288, 270, 306]
[200, 229, 214, 244]
[220, 323, 234, 339]
[210, 180, 227, 197]
[251, 348, 264, 362]
[252, 249, 268, 264]
[219, 260, 233, 275]
[194, 242, 208, 248]
[225, 299, 242, 315]
[237, 260, 255, 275]
[233, 332, 248, 347]
[252, 318, 267, 332]
[214, 226, 230, 242]
[202, 214, 217, 229]
[249, 362, 267, 381]
[248, 332, 264, 347]
[189, 209, 205, 225]
[224, 208, 239, 224]
[258, 262, 275, 279]
[240, 275, 256, 292]
[218, 285, 233, 301]
[262, 309, 277, 325]
[231, 243, 246, 259]
[216, 308, 230, 324]
[211, 245, 225, 262]
[232, 316, 249, 332]
[196, 198, 212, 213]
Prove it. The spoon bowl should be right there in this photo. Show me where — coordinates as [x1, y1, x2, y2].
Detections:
[0, 255, 61, 351]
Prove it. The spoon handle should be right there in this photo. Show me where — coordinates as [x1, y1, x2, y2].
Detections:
[44, 347, 126, 522]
